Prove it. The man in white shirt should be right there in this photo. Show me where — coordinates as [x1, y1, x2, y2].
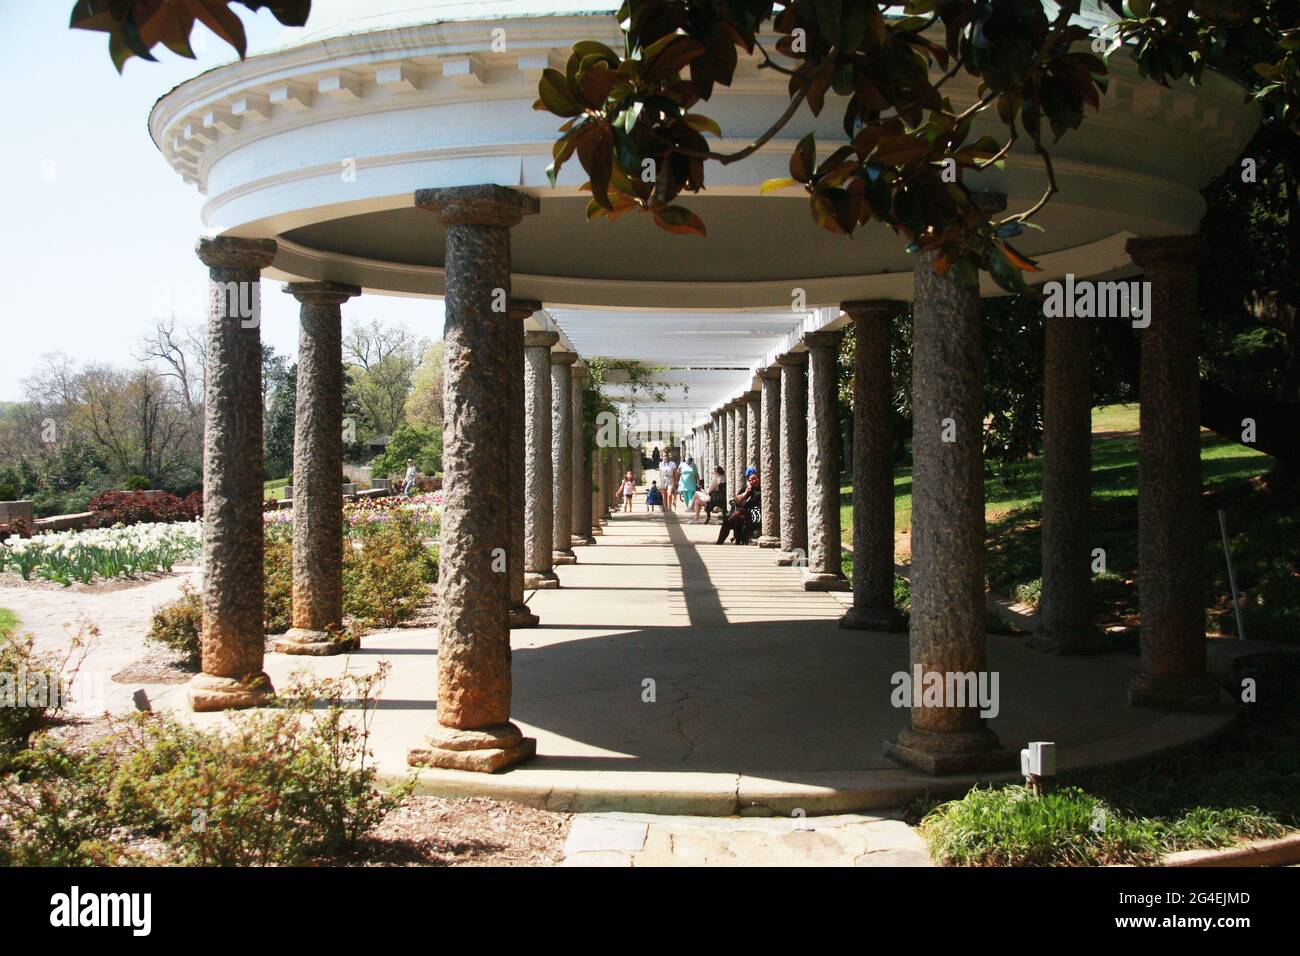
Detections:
[403, 459, 417, 496]
[659, 454, 677, 510]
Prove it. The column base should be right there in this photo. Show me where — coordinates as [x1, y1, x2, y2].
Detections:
[408, 722, 537, 773]
[274, 627, 359, 657]
[187, 671, 275, 712]
[839, 605, 908, 632]
[882, 726, 1014, 776]
[524, 570, 560, 590]
[756, 535, 781, 549]
[1128, 672, 1223, 712]
[802, 570, 850, 592]
[509, 604, 540, 628]
[776, 551, 804, 567]
[572, 535, 596, 547]
[1025, 624, 1112, 655]
[553, 550, 578, 565]
[591, 526, 604, 536]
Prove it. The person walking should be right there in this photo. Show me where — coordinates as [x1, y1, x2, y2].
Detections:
[679, 456, 698, 521]
[620, 470, 636, 513]
[659, 453, 678, 510]
[651, 446, 661, 471]
[402, 458, 417, 496]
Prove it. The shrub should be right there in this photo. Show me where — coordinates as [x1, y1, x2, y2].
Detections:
[123, 475, 151, 491]
[0, 668, 410, 866]
[0, 626, 94, 772]
[343, 511, 437, 628]
[88, 490, 202, 528]
[264, 532, 294, 634]
[145, 583, 203, 667]
[369, 422, 442, 482]
[1014, 578, 1043, 607]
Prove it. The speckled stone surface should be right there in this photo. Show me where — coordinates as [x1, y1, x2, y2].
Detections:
[413, 185, 537, 754]
[1029, 301, 1105, 654]
[282, 281, 359, 651]
[717, 408, 728, 501]
[803, 331, 848, 588]
[710, 413, 722, 486]
[524, 330, 559, 588]
[745, 392, 760, 481]
[508, 301, 542, 625]
[190, 236, 277, 711]
[777, 354, 809, 563]
[551, 352, 578, 563]
[840, 301, 906, 630]
[885, 207, 1006, 772]
[571, 370, 594, 545]
[1127, 234, 1218, 711]
[758, 370, 782, 547]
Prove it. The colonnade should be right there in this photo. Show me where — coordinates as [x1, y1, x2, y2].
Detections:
[187, 184, 1218, 776]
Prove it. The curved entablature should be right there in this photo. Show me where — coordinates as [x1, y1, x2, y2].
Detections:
[149, 8, 1257, 309]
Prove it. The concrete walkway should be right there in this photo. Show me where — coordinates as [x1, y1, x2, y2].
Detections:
[185, 510, 1234, 818]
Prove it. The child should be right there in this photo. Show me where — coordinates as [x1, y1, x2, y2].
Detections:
[620, 470, 636, 513]
[645, 481, 663, 512]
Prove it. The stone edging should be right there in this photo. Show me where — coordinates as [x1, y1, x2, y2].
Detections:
[1158, 832, 1300, 867]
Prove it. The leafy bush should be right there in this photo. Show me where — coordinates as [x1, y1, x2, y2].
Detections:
[0, 668, 410, 866]
[264, 530, 295, 634]
[145, 583, 203, 666]
[89, 490, 202, 527]
[343, 511, 438, 628]
[0, 626, 93, 772]
[1014, 578, 1042, 607]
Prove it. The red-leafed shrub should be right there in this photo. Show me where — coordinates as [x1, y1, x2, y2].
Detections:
[89, 491, 203, 528]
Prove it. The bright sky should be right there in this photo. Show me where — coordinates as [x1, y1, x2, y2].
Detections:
[0, 1, 445, 402]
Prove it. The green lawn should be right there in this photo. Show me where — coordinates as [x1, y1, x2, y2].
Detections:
[838, 403, 1291, 639]
[264, 478, 291, 501]
[839, 403, 1269, 542]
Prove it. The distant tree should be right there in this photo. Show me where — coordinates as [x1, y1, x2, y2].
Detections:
[265, 361, 297, 480]
[368, 423, 442, 481]
[343, 319, 425, 439]
[404, 340, 446, 430]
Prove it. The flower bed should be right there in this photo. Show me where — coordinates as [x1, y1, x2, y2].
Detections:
[0, 521, 202, 585]
[264, 491, 443, 538]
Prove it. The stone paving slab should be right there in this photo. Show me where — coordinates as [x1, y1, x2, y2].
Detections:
[562, 812, 932, 867]
[179, 512, 1234, 817]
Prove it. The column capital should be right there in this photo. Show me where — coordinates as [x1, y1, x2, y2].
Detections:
[550, 351, 579, 366]
[971, 191, 1007, 216]
[744, 390, 761, 403]
[283, 281, 361, 305]
[414, 184, 540, 228]
[841, 298, 905, 321]
[572, 364, 589, 382]
[1126, 234, 1205, 269]
[802, 330, 842, 350]
[524, 330, 559, 349]
[776, 351, 808, 367]
[195, 235, 277, 270]
[509, 298, 543, 322]
[760, 367, 782, 381]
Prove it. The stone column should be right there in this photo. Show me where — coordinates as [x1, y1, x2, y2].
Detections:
[188, 237, 278, 711]
[591, 448, 605, 534]
[1127, 235, 1218, 711]
[407, 185, 538, 773]
[803, 331, 849, 590]
[507, 301, 542, 628]
[840, 300, 906, 630]
[523, 330, 560, 589]
[745, 391, 760, 477]
[277, 280, 361, 656]
[733, 401, 747, 493]
[757, 369, 782, 547]
[884, 194, 1007, 775]
[571, 367, 594, 545]
[1027, 302, 1106, 653]
[710, 413, 721, 485]
[551, 352, 578, 565]
[717, 407, 729, 499]
[777, 354, 809, 565]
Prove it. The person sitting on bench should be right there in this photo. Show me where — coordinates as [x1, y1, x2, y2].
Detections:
[717, 467, 760, 544]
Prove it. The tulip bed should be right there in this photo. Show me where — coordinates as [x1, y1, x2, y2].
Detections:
[0, 521, 203, 586]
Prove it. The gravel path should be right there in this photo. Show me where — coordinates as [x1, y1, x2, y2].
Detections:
[0, 564, 202, 712]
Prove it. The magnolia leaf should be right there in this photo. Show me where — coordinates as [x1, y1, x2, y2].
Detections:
[760, 177, 800, 194]
[652, 204, 707, 237]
